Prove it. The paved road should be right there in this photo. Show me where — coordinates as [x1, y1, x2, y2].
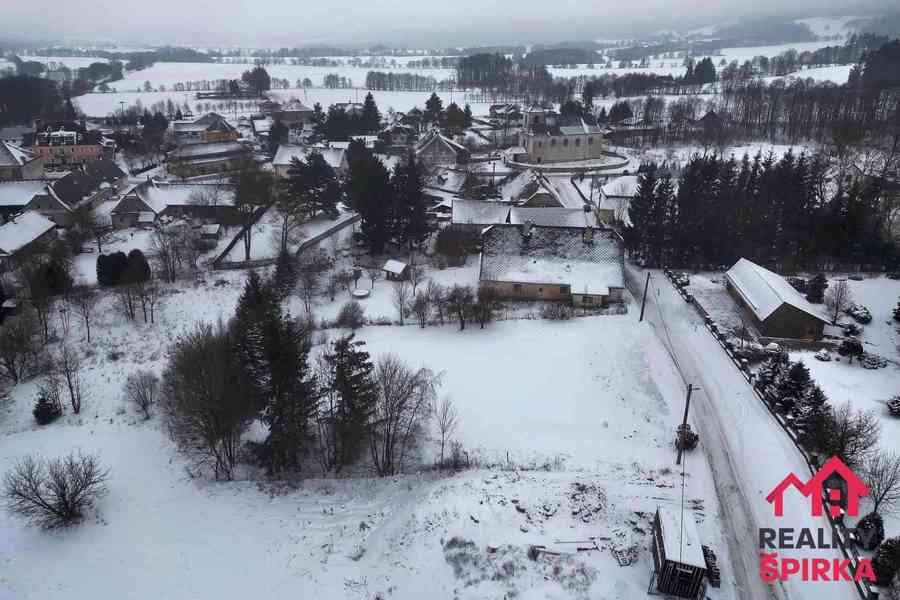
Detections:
[633, 267, 858, 600]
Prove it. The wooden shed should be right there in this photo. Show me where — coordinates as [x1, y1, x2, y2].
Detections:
[650, 507, 707, 599]
[725, 258, 828, 339]
[382, 259, 409, 281]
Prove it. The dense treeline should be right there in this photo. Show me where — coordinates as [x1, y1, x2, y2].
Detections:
[364, 71, 443, 91]
[625, 152, 898, 271]
[0, 75, 69, 126]
[455, 53, 554, 98]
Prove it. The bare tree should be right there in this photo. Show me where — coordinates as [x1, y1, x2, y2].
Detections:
[145, 282, 162, 324]
[69, 286, 98, 343]
[150, 227, 180, 283]
[474, 285, 499, 328]
[426, 280, 446, 325]
[446, 284, 474, 330]
[825, 279, 853, 325]
[366, 265, 382, 290]
[825, 403, 881, 469]
[3, 452, 108, 528]
[408, 261, 424, 295]
[160, 323, 254, 480]
[865, 452, 900, 516]
[124, 371, 160, 419]
[369, 354, 440, 476]
[296, 249, 330, 314]
[392, 280, 412, 325]
[57, 345, 85, 414]
[0, 309, 38, 384]
[411, 291, 431, 328]
[433, 396, 458, 469]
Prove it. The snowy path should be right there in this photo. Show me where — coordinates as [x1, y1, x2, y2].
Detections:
[634, 267, 858, 600]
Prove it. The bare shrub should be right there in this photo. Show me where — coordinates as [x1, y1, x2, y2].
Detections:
[369, 354, 441, 475]
[69, 285, 99, 343]
[824, 403, 881, 469]
[124, 370, 160, 419]
[57, 345, 85, 414]
[0, 309, 39, 384]
[3, 452, 109, 528]
[411, 291, 431, 328]
[336, 301, 365, 329]
[825, 279, 853, 325]
[160, 323, 254, 480]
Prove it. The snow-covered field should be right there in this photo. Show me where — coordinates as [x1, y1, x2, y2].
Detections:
[763, 64, 853, 84]
[0, 263, 738, 599]
[108, 61, 453, 92]
[76, 88, 492, 117]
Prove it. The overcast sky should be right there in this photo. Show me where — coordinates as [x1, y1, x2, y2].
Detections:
[2, 0, 896, 48]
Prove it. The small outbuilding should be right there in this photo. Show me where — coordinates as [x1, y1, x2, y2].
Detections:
[650, 507, 707, 599]
[725, 258, 828, 339]
[382, 259, 410, 281]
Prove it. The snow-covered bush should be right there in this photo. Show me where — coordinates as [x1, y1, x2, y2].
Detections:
[846, 304, 872, 324]
[335, 301, 365, 330]
[874, 537, 900, 587]
[32, 393, 61, 425]
[3, 452, 108, 528]
[856, 512, 885, 551]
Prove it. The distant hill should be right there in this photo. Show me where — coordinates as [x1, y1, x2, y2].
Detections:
[522, 48, 599, 66]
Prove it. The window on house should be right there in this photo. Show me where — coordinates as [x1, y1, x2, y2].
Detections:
[563, 139, 569, 147]
[513, 284, 522, 292]
[583, 295, 594, 305]
[559, 286, 568, 294]
[575, 138, 581, 147]
[588, 137, 594, 145]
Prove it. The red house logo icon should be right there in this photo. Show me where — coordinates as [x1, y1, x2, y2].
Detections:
[765, 456, 869, 518]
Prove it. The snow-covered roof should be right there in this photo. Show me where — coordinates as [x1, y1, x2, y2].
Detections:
[656, 507, 706, 570]
[382, 259, 408, 275]
[169, 141, 248, 160]
[272, 145, 346, 171]
[280, 99, 313, 113]
[415, 130, 469, 159]
[0, 141, 38, 167]
[425, 168, 467, 193]
[0, 211, 55, 256]
[201, 223, 221, 235]
[725, 258, 827, 323]
[509, 207, 593, 229]
[601, 175, 639, 199]
[480, 224, 624, 296]
[119, 182, 237, 214]
[452, 199, 510, 226]
[0, 181, 48, 207]
[251, 118, 272, 134]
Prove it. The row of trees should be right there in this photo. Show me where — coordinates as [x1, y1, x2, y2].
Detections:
[625, 152, 898, 271]
[161, 272, 446, 480]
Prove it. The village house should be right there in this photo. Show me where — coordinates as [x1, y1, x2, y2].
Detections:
[414, 130, 470, 170]
[32, 128, 110, 168]
[0, 159, 126, 226]
[273, 99, 315, 126]
[0, 211, 57, 262]
[272, 144, 348, 178]
[451, 198, 511, 229]
[109, 181, 239, 229]
[379, 123, 417, 148]
[167, 141, 252, 178]
[171, 112, 240, 145]
[725, 258, 828, 339]
[0, 141, 44, 181]
[597, 175, 639, 224]
[518, 104, 607, 164]
[508, 206, 595, 229]
[479, 223, 625, 307]
[382, 259, 410, 281]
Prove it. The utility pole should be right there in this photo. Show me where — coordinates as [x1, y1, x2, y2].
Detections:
[675, 383, 695, 465]
[639, 272, 651, 322]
